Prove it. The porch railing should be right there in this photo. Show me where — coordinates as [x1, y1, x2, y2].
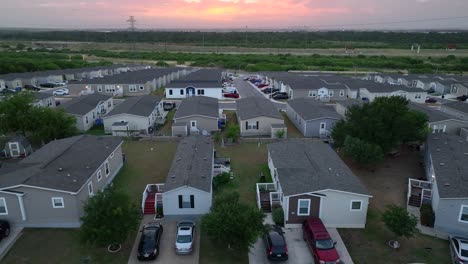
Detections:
[407, 179, 432, 207]
[141, 183, 165, 213]
[256, 183, 277, 209]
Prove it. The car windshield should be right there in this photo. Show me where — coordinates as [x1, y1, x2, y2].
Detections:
[177, 234, 192, 243]
[142, 229, 156, 251]
[462, 249, 468, 258]
[316, 239, 335, 250]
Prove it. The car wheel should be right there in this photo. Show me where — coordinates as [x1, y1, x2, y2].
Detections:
[5, 228, 10, 237]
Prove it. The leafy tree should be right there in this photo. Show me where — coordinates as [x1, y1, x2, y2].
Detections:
[16, 43, 26, 50]
[382, 204, 418, 239]
[31, 107, 77, 144]
[342, 136, 384, 165]
[80, 186, 141, 247]
[0, 92, 36, 135]
[201, 192, 265, 250]
[225, 124, 240, 142]
[272, 207, 284, 226]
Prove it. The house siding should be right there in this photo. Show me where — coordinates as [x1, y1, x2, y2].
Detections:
[286, 194, 321, 224]
[0, 193, 23, 225]
[239, 116, 284, 137]
[360, 89, 427, 103]
[285, 104, 306, 135]
[174, 115, 218, 135]
[434, 198, 468, 237]
[162, 187, 212, 218]
[71, 97, 114, 132]
[429, 120, 468, 135]
[304, 118, 338, 138]
[103, 114, 154, 134]
[165, 87, 223, 100]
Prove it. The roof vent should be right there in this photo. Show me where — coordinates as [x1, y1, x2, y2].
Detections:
[436, 148, 440, 152]
[67, 173, 71, 177]
[434, 137, 439, 140]
[58, 168, 63, 171]
[444, 183, 450, 187]
[203, 157, 207, 161]
[464, 153, 468, 156]
[328, 168, 332, 172]
[177, 158, 182, 162]
[440, 162, 445, 166]
[171, 175, 176, 179]
[86, 166, 90, 169]
[73, 179, 77, 182]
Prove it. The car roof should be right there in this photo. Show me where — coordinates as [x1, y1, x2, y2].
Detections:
[268, 231, 286, 246]
[144, 222, 162, 229]
[178, 226, 192, 236]
[304, 218, 332, 239]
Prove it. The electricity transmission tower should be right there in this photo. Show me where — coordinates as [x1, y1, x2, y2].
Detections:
[126, 16, 137, 51]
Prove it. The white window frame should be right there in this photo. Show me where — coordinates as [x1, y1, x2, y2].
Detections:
[97, 85, 103, 92]
[97, 170, 102, 182]
[308, 90, 316, 97]
[139, 85, 145, 91]
[169, 89, 173, 95]
[458, 205, 468, 224]
[105, 161, 110, 176]
[51, 197, 65, 208]
[0, 198, 8, 215]
[129, 85, 137, 92]
[339, 90, 345, 97]
[329, 90, 334, 96]
[88, 182, 94, 196]
[297, 199, 310, 216]
[350, 200, 363, 211]
[191, 120, 197, 127]
[247, 121, 258, 130]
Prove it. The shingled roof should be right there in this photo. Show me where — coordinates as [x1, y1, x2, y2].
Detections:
[61, 93, 112, 116]
[236, 97, 282, 120]
[105, 95, 162, 117]
[268, 140, 370, 197]
[174, 96, 219, 119]
[0, 135, 123, 193]
[287, 98, 341, 121]
[164, 136, 213, 193]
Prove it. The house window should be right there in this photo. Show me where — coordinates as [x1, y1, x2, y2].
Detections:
[339, 90, 345, 97]
[88, 182, 94, 196]
[297, 199, 310, 216]
[97, 85, 103, 92]
[178, 195, 195, 208]
[329, 90, 334, 96]
[459, 205, 468, 223]
[97, 171, 102, 182]
[320, 123, 326, 129]
[86, 116, 89, 124]
[246, 121, 258, 130]
[432, 125, 446, 133]
[105, 85, 115, 93]
[129, 85, 137, 92]
[191, 121, 197, 127]
[308, 90, 316, 97]
[180, 89, 184, 95]
[415, 94, 421, 99]
[105, 161, 110, 176]
[93, 111, 95, 119]
[350, 200, 362, 211]
[0, 198, 7, 215]
[108, 101, 112, 108]
[139, 86, 145, 90]
[51, 197, 64, 208]
[197, 89, 205, 95]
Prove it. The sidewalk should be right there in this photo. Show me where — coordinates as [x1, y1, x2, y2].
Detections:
[0, 227, 23, 261]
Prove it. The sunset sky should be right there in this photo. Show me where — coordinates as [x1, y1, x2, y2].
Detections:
[1, 0, 468, 29]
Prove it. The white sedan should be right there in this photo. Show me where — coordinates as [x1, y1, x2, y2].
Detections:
[175, 221, 195, 255]
[450, 236, 468, 264]
[53, 88, 69, 96]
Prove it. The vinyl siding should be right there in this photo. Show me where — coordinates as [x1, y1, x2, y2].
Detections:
[165, 87, 223, 100]
[174, 115, 218, 135]
[239, 116, 284, 137]
[434, 198, 468, 237]
[162, 187, 212, 217]
[103, 114, 153, 134]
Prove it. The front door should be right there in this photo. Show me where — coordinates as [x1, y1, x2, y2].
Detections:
[9, 142, 20, 157]
[319, 122, 326, 135]
[186, 86, 195, 97]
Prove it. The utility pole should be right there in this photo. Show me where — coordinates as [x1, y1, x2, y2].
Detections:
[127, 16, 137, 52]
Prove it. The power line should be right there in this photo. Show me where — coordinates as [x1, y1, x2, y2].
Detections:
[127, 16, 136, 31]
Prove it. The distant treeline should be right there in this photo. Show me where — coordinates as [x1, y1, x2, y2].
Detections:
[1, 30, 468, 49]
[0, 52, 112, 74]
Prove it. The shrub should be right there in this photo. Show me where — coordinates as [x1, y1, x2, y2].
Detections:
[272, 207, 284, 226]
[275, 129, 285, 139]
[382, 204, 418, 239]
[225, 124, 240, 142]
[214, 131, 222, 144]
[420, 204, 435, 227]
[213, 172, 230, 190]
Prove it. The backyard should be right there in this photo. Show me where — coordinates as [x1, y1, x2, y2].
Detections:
[2, 140, 178, 264]
[281, 112, 303, 138]
[338, 147, 451, 264]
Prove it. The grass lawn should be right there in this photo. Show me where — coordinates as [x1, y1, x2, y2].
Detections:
[151, 87, 166, 96]
[85, 124, 105, 136]
[3, 140, 178, 264]
[155, 110, 175, 136]
[199, 142, 270, 264]
[281, 112, 303, 138]
[338, 148, 451, 264]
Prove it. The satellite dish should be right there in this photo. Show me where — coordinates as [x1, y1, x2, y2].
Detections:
[202, 130, 209, 136]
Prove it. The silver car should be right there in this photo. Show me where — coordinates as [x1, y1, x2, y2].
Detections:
[175, 221, 195, 254]
[450, 236, 468, 264]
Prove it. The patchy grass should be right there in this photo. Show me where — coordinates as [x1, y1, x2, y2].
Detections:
[151, 87, 166, 96]
[85, 124, 105, 136]
[155, 110, 175, 136]
[281, 112, 303, 138]
[338, 147, 451, 264]
[224, 110, 238, 125]
[3, 140, 178, 264]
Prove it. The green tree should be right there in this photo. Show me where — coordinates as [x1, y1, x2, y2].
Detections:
[16, 43, 26, 50]
[342, 136, 384, 165]
[80, 186, 141, 247]
[201, 192, 265, 250]
[31, 107, 77, 144]
[0, 92, 36, 135]
[382, 204, 418, 239]
[225, 124, 240, 142]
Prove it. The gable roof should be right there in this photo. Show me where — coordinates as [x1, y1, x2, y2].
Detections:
[408, 103, 462, 123]
[33, 92, 54, 101]
[166, 69, 223, 89]
[0, 135, 123, 193]
[268, 140, 370, 197]
[105, 95, 162, 117]
[164, 136, 213, 193]
[443, 101, 468, 114]
[174, 96, 219, 119]
[73, 68, 179, 85]
[359, 81, 426, 93]
[287, 98, 341, 121]
[427, 134, 468, 198]
[336, 99, 364, 109]
[61, 93, 112, 116]
[236, 97, 282, 120]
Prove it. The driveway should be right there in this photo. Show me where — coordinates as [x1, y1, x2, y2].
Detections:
[234, 78, 286, 111]
[128, 215, 200, 264]
[0, 227, 23, 261]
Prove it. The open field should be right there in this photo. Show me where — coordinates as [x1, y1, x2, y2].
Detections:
[2, 140, 178, 264]
[338, 147, 451, 264]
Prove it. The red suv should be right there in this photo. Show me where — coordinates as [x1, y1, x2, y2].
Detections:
[302, 218, 341, 264]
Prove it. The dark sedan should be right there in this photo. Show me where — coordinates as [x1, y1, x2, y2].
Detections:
[23, 84, 41, 91]
[263, 227, 288, 261]
[137, 222, 163, 261]
[0, 220, 10, 242]
[272, 92, 289, 100]
[262, 88, 280, 94]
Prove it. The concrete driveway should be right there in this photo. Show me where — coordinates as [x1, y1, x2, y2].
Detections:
[128, 215, 200, 264]
[234, 78, 286, 111]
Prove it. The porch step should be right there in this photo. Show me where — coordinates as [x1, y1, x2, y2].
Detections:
[260, 201, 271, 212]
[408, 195, 421, 207]
[143, 193, 157, 215]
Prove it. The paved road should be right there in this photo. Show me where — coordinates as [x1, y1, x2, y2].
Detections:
[234, 78, 287, 111]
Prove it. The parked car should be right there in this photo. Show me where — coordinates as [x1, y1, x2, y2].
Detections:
[137, 222, 163, 261]
[0, 89, 17, 95]
[450, 236, 468, 264]
[302, 218, 340, 264]
[272, 92, 289, 100]
[224, 92, 240, 99]
[163, 101, 176, 111]
[457, 95, 468, 102]
[0, 220, 10, 242]
[53, 88, 69, 96]
[40, 83, 57, 88]
[263, 227, 288, 261]
[425, 98, 437, 103]
[257, 83, 269, 88]
[23, 84, 41, 91]
[361, 97, 370, 102]
[54, 81, 67, 86]
[262, 88, 280, 94]
[175, 221, 195, 255]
